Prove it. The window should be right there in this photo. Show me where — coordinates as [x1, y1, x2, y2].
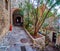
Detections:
[5, 0, 8, 10]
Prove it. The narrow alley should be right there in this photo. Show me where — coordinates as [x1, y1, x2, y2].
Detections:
[0, 26, 37, 51]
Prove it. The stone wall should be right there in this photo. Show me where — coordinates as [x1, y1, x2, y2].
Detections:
[0, 0, 4, 34]
[0, 0, 28, 40]
[0, 0, 10, 40]
[11, 0, 27, 8]
[56, 35, 60, 45]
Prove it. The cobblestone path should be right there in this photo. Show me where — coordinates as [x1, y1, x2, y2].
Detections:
[0, 26, 37, 51]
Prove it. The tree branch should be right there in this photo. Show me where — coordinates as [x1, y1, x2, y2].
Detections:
[36, 1, 59, 32]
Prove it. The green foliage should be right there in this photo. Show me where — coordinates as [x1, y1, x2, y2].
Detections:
[57, 14, 60, 17]
[56, 0, 60, 5]
[43, 10, 53, 18]
[46, 0, 51, 4]
[19, 0, 60, 35]
[25, 17, 33, 27]
[40, 0, 43, 4]
[48, 11, 53, 17]
[19, 9, 24, 16]
[48, 0, 54, 6]
[18, 3, 24, 16]
[42, 23, 48, 28]
[24, 1, 33, 13]
[39, 0, 60, 30]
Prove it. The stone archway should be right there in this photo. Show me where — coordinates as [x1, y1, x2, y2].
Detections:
[12, 9, 23, 26]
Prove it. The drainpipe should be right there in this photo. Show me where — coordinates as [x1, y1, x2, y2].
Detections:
[10, 0, 11, 24]
[9, 0, 12, 31]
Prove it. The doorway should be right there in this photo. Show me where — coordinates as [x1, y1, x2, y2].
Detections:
[52, 32, 56, 43]
[12, 9, 23, 26]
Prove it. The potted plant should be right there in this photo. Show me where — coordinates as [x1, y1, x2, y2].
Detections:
[19, 0, 60, 49]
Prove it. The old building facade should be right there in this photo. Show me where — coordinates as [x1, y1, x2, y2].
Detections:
[0, 0, 10, 40]
[10, 0, 26, 26]
[0, 0, 27, 40]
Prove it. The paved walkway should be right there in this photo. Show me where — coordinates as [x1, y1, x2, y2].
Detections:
[0, 26, 58, 51]
[0, 26, 38, 51]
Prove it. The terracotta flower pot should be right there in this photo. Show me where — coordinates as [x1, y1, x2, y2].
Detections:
[9, 24, 12, 31]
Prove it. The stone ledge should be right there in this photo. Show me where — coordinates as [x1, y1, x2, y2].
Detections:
[24, 28, 45, 49]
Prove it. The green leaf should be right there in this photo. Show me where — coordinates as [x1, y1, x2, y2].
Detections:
[56, 1, 60, 5]
[43, 10, 53, 18]
[40, 0, 43, 4]
[48, 0, 54, 7]
[46, 0, 51, 3]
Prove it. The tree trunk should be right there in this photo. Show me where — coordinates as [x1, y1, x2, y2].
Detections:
[34, 28, 38, 36]
[34, 4, 46, 36]
[34, 1, 39, 36]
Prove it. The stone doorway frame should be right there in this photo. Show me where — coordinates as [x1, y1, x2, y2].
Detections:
[12, 9, 23, 26]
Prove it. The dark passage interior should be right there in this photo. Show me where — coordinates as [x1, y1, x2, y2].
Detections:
[16, 17, 21, 24]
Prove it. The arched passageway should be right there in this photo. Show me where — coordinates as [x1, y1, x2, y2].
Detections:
[12, 9, 23, 26]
